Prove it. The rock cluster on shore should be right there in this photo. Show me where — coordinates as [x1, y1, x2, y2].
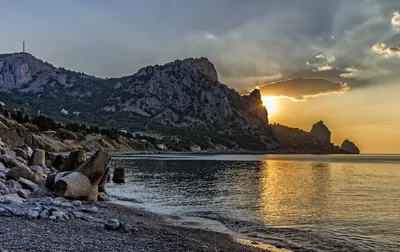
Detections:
[0, 138, 131, 233]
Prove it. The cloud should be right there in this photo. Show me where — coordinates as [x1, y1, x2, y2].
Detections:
[315, 65, 334, 71]
[259, 77, 349, 101]
[204, 32, 217, 40]
[392, 11, 400, 29]
[372, 43, 400, 56]
[340, 68, 359, 78]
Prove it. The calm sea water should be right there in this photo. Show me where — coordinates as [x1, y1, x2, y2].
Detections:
[107, 154, 400, 252]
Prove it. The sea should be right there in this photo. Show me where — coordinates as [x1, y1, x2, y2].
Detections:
[107, 154, 400, 252]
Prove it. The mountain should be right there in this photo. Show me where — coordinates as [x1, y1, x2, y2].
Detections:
[0, 53, 276, 151]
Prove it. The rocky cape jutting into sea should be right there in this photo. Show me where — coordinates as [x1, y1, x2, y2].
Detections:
[0, 141, 271, 251]
[0, 52, 359, 154]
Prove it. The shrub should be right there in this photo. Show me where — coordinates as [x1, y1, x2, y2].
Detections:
[56, 128, 77, 141]
[22, 123, 40, 134]
[76, 132, 86, 142]
[32, 115, 59, 131]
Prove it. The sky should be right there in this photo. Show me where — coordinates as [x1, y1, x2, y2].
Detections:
[1, 0, 399, 153]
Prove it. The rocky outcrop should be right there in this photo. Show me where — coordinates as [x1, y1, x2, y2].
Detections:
[341, 139, 360, 154]
[0, 53, 275, 151]
[272, 123, 342, 154]
[310, 121, 331, 145]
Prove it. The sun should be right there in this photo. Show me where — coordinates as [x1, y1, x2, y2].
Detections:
[261, 96, 278, 115]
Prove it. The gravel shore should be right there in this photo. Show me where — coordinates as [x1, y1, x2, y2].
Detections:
[0, 202, 267, 252]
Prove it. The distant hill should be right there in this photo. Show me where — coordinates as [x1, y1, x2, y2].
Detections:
[0, 53, 276, 151]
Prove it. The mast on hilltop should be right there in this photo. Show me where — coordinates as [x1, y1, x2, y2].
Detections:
[23, 41, 25, 53]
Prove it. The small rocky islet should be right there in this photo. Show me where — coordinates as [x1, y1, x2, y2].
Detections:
[0, 140, 265, 252]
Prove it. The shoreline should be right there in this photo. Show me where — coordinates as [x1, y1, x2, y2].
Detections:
[0, 200, 276, 252]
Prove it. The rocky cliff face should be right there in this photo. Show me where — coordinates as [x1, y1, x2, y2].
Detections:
[341, 139, 360, 154]
[0, 53, 275, 151]
[310, 121, 331, 145]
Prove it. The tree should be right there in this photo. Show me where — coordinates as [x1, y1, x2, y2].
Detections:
[56, 128, 77, 141]
[23, 114, 30, 123]
[31, 115, 58, 131]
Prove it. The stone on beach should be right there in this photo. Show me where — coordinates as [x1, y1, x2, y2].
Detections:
[5, 180, 22, 194]
[17, 189, 31, 199]
[104, 219, 120, 231]
[13, 148, 29, 160]
[0, 154, 25, 168]
[26, 210, 39, 219]
[29, 165, 44, 175]
[98, 168, 109, 193]
[97, 192, 108, 201]
[53, 150, 110, 201]
[60, 150, 86, 172]
[119, 222, 132, 233]
[51, 154, 65, 170]
[6, 164, 42, 182]
[18, 178, 39, 191]
[40, 210, 49, 219]
[45, 171, 73, 191]
[82, 206, 98, 213]
[112, 168, 125, 183]
[1, 193, 23, 204]
[28, 149, 46, 166]
[54, 171, 93, 200]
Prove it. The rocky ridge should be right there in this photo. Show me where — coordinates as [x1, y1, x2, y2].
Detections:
[0, 53, 275, 151]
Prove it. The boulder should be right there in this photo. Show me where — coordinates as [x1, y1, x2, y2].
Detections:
[51, 154, 65, 170]
[0, 154, 24, 168]
[98, 192, 108, 201]
[15, 156, 27, 164]
[24, 146, 33, 158]
[45, 171, 73, 191]
[0, 181, 9, 194]
[5, 180, 22, 194]
[17, 189, 31, 199]
[60, 150, 86, 172]
[1, 193, 23, 204]
[4, 150, 16, 158]
[341, 139, 360, 154]
[40, 210, 49, 219]
[98, 168, 109, 193]
[6, 164, 42, 182]
[18, 178, 39, 191]
[28, 149, 46, 166]
[104, 219, 120, 231]
[112, 168, 125, 183]
[75, 150, 110, 182]
[49, 150, 110, 201]
[0, 162, 7, 172]
[29, 165, 44, 178]
[54, 172, 92, 200]
[13, 148, 29, 160]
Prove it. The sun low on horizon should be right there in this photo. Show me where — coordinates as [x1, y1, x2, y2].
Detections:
[261, 96, 278, 116]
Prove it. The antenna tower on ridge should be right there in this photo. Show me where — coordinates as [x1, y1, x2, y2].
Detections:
[23, 41, 25, 53]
